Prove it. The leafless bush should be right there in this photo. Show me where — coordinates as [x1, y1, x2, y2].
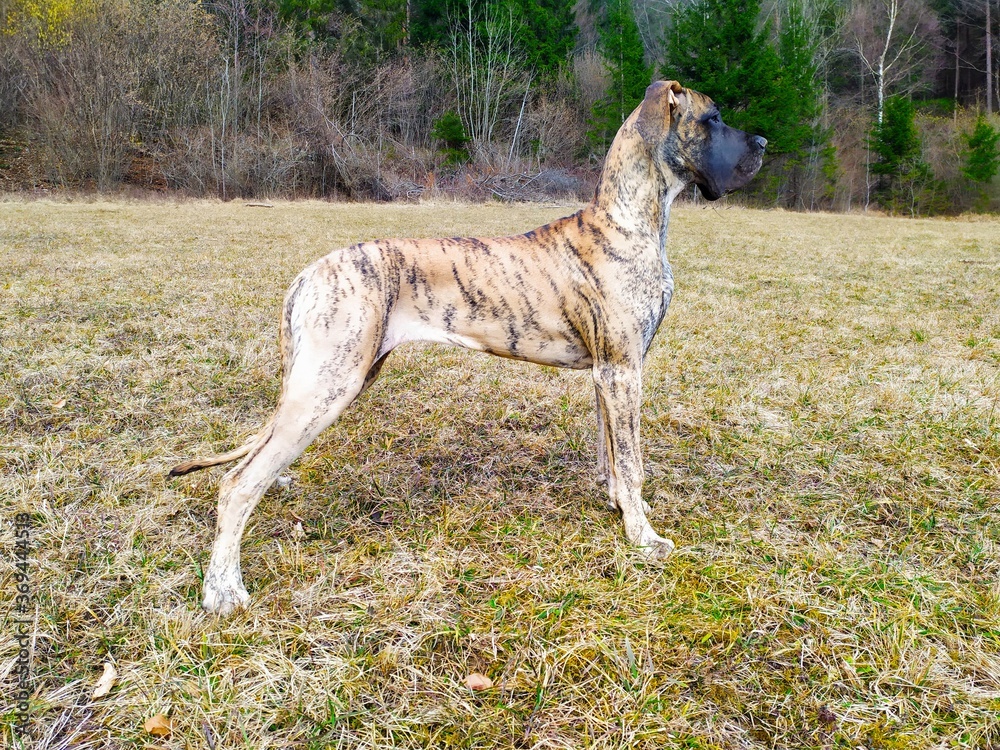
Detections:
[0, 33, 27, 133]
[825, 104, 874, 212]
[273, 53, 392, 198]
[163, 119, 317, 198]
[22, 2, 142, 188]
[15, 0, 218, 189]
[573, 50, 609, 116]
[381, 57, 450, 148]
[442, 1, 532, 154]
[523, 94, 588, 167]
[2, 0, 590, 199]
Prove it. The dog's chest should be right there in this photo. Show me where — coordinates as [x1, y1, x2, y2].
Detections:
[641, 256, 674, 355]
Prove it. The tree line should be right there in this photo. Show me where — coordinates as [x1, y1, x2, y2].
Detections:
[0, 0, 998, 213]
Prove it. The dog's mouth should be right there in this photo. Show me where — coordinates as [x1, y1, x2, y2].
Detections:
[697, 182, 723, 201]
[695, 133, 766, 201]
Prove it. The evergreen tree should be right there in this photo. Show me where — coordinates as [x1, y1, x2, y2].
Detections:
[962, 115, 1000, 183]
[660, 0, 825, 205]
[273, 0, 409, 58]
[961, 115, 1000, 211]
[661, 0, 820, 157]
[772, 0, 824, 204]
[589, 0, 652, 149]
[870, 95, 936, 214]
[517, 0, 577, 74]
[431, 110, 471, 165]
[776, 0, 821, 153]
[662, 0, 770, 135]
[277, 0, 360, 44]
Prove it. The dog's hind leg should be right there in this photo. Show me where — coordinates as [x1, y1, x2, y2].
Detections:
[201, 297, 384, 614]
[201, 368, 370, 615]
[360, 352, 390, 397]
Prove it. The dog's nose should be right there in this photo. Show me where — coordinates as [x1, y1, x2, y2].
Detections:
[753, 135, 767, 152]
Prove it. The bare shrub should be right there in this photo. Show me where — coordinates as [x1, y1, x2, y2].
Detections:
[163, 122, 314, 198]
[441, 2, 532, 160]
[17, 0, 218, 190]
[0, 32, 27, 133]
[273, 53, 393, 199]
[157, 126, 217, 195]
[573, 49, 609, 116]
[826, 103, 875, 212]
[381, 56, 450, 149]
[1, 0, 601, 199]
[523, 94, 587, 167]
[22, 1, 142, 188]
[266, 52, 456, 200]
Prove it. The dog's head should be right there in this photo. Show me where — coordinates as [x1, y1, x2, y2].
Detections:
[636, 80, 766, 200]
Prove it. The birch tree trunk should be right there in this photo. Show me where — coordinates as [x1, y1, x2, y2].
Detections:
[987, 0, 993, 114]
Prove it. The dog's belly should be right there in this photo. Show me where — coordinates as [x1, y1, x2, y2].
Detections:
[382, 311, 593, 369]
[359, 234, 595, 369]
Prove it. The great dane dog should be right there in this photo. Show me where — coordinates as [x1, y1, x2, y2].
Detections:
[171, 81, 765, 615]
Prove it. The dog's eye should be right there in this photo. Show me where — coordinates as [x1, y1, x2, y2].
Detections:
[709, 113, 720, 124]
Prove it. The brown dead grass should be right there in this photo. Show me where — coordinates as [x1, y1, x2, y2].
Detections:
[2, 198, 1000, 749]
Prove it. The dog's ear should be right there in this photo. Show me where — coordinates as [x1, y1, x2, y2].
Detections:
[636, 80, 684, 144]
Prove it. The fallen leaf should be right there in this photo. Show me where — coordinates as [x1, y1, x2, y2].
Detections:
[464, 673, 492, 691]
[91, 662, 117, 698]
[143, 714, 172, 737]
[53, 398, 67, 409]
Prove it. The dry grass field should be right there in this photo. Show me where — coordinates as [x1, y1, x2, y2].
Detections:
[2, 198, 999, 749]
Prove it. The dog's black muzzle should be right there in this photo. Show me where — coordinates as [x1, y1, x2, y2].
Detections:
[696, 126, 766, 201]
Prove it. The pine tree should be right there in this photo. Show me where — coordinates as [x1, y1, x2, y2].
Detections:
[431, 110, 470, 165]
[660, 0, 824, 205]
[961, 115, 1000, 211]
[662, 0, 768, 134]
[277, 0, 361, 45]
[962, 116, 1000, 183]
[776, 0, 820, 153]
[870, 95, 936, 214]
[589, 0, 652, 150]
[661, 0, 819, 157]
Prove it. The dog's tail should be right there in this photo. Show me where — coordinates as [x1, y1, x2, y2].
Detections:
[171, 272, 307, 479]
[168, 441, 255, 477]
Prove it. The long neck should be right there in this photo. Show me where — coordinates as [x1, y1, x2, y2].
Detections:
[591, 123, 684, 252]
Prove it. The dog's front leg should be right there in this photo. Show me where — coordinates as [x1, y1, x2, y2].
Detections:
[595, 381, 608, 487]
[595, 381, 653, 515]
[593, 363, 674, 558]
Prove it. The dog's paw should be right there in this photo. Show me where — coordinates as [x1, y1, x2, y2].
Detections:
[202, 581, 250, 616]
[637, 533, 675, 560]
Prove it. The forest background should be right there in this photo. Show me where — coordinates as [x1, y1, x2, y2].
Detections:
[1, 0, 998, 214]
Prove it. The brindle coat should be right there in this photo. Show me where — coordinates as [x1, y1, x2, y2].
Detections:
[172, 81, 766, 615]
